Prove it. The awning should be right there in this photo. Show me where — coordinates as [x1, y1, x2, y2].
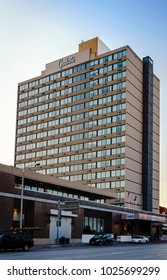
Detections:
[122, 213, 166, 223]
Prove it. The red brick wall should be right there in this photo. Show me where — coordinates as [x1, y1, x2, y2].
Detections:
[72, 208, 84, 238]
[0, 196, 14, 231]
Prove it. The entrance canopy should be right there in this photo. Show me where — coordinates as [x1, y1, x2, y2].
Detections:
[122, 213, 166, 223]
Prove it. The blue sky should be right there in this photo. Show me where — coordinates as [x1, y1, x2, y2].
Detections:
[0, 0, 167, 206]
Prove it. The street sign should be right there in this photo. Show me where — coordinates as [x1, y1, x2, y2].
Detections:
[64, 201, 79, 210]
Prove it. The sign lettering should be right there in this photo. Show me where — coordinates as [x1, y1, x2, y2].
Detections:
[59, 56, 75, 68]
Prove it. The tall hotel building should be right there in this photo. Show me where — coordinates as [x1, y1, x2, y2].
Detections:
[15, 37, 160, 212]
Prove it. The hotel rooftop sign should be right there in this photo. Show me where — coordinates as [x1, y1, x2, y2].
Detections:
[42, 49, 90, 76]
[59, 56, 75, 69]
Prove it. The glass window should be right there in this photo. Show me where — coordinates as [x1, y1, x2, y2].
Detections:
[38, 113, 48, 120]
[19, 83, 28, 91]
[85, 110, 97, 118]
[86, 70, 98, 79]
[72, 93, 84, 102]
[18, 110, 27, 117]
[72, 103, 84, 112]
[27, 107, 37, 114]
[50, 73, 59, 80]
[85, 90, 98, 99]
[62, 68, 73, 77]
[73, 73, 85, 83]
[72, 123, 83, 131]
[59, 146, 70, 153]
[97, 149, 111, 157]
[71, 154, 83, 161]
[72, 113, 84, 121]
[84, 141, 96, 149]
[59, 136, 70, 144]
[84, 152, 96, 159]
[73, 64, 85, 73]
[61, 78, 72, 86]
[85, 100, 98, 108]
[84, 131, 97, 138]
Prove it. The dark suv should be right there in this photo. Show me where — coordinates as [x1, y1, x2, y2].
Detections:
[0, 233, 34, 251]
[89, 233, 114, 246]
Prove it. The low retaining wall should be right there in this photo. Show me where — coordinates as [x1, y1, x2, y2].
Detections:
[81, 234, 132, 243]
[34, 235, 132, 245]
[34, 238, 82, 245]
[82, 234, 94, 243]
[34, 238, 56, 245]
[117, 235, 132, 242]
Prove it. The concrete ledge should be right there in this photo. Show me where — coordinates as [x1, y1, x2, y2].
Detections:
[82, 234, 94, 243]
[70, 238, 81, 244]
[34, 238, 82, 245]
[34, 238, 56, 245]
[117, 235, 132, 242]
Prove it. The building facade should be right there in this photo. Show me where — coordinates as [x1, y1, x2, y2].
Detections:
[0, 164, 165, 242]
[14, 37, 160, 212]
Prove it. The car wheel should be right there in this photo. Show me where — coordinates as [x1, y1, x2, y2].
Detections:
[99, 241, 103, 246]
[23, 244, 30, 251]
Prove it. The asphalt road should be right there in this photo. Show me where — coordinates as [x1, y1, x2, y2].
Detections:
[0, 242, 167, 260]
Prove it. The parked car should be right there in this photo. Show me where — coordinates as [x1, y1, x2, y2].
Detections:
[0, 233, 34, 251]
[131, 235, 149, 243]
[89, 233, 114, 246]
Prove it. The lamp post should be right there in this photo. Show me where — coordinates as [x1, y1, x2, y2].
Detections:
[20, 163, 40, 228]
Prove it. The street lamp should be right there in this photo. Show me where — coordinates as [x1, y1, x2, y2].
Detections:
[20, 163, 40, 228]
